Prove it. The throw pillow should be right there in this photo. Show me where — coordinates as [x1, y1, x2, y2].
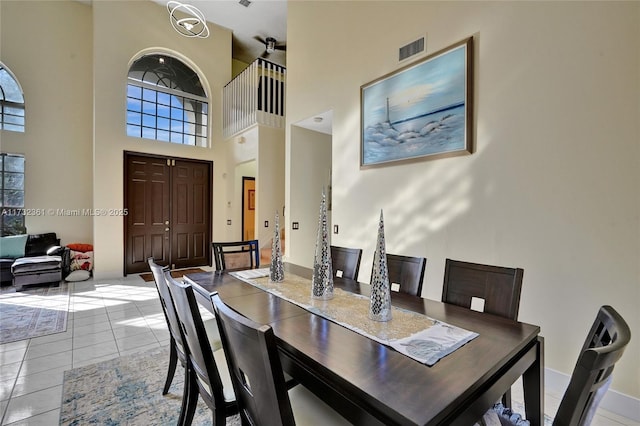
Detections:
[65, 269, 91, 282]
[0, 234, 28, 258]
[67, 243, 94, 252]
[70, 250, 93, 271]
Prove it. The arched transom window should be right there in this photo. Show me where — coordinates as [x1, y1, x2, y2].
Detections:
[126, 54, 208, 146]
[0, 63, 25, 133]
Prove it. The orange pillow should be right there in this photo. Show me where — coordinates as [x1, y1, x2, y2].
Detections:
[67, 243, 93, 253]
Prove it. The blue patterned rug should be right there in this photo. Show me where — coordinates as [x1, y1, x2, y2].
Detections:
[0, 282, 69, 344]
[60, 346, 241, 425]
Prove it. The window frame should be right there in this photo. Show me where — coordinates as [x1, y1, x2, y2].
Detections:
[0, 64, 26, 133]
[126, 55, 209, 147]
[0, 153, 26, 236]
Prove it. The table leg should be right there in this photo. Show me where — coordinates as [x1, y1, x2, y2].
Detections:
[523, 336, 545, 426]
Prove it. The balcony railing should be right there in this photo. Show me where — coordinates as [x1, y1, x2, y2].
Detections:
[223, 58, 286, 138]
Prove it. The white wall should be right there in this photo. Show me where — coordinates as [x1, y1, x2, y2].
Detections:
[1, 1, 93, 244]
[91, 0, 231, 277]
[286, 1, 639, 401]
[287, 126, 332, 265]
[257, 126, 285, 251]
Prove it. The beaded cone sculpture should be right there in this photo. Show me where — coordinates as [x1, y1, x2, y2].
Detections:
[369, 210, 392, 321]
[311, 191, 334, 300]
[270, 211, 285, 282]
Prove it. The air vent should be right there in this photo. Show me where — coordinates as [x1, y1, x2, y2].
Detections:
[239, 0, 251, 7]
[399, 36, 425, 62]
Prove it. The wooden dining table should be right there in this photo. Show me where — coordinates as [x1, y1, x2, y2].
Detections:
[185, 264, 544, 426]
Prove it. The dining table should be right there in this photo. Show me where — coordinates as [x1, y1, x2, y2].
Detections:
[185, 263, 544, 426]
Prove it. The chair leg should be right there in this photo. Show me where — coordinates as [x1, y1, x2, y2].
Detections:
[180, 365, 199, 426]
[213, 409, 227, 426]
[501, 388, 512, 409]
[163, 340, 178, 395]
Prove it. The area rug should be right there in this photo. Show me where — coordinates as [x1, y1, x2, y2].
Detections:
[60, 345, 241, 425]
[0, 282, 69, 344]
[138, 267, 207, 282]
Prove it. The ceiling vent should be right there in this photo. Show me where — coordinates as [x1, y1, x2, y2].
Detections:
[239, 0, 252, 7]
[399, 36, 426, 62]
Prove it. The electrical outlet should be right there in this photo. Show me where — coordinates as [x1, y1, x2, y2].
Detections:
[333, 225, 339, 234]
[227, 219, 232, 225]
[292, 222, 299, 230]
[264, 220, 269, 227]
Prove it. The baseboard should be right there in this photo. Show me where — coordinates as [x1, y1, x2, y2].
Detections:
[545, 368, 640, 421]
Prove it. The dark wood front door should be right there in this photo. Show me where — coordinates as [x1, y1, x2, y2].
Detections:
[170, 159, 210, 269]
[124, 152, 212, 274]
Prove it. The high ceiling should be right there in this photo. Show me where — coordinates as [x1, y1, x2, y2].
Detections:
[152, 0, 287, 66]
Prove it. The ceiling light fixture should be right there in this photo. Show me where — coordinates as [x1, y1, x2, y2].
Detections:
[167, 1, 210, 38]
[265, 37, 277, 54]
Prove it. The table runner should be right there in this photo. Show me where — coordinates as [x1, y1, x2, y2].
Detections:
[230, 268, 478, 366]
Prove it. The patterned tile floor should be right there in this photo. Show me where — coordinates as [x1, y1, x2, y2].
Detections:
[0, 273, 638, 425]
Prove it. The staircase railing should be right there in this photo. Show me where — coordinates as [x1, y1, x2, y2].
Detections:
[223, 58, 286, 138]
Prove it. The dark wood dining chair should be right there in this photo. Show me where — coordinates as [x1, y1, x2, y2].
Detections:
[147, 258, 189, 398]
[212, 240, 260, 271]
[478, 305, 631, 426]
[442, 258, 523, 406]
[330, 245, 362, 280]
[383, 253, 427, 297]
[442, 259, 523, 320]
[211, 293, 352, 426]
[165, 273, 238, 426]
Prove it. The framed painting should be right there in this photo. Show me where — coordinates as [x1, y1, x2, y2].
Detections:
[360, 37, 473, 167]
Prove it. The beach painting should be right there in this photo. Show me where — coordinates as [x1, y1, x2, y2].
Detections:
[361, 37, 473, 167]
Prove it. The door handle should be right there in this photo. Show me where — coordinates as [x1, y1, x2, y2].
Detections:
[165, 227, 170, 232]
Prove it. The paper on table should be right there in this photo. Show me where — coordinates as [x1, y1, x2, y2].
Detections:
[233, 268, 270, 280]
[393, 322, 478, 365]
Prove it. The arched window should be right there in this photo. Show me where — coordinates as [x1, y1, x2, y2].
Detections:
[126, 54, 208, 147]
[0, 63, 25, 133]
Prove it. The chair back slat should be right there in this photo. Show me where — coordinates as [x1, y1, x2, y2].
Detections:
[442, 259, 523, 320]
[148, 258, 187, 361]
[212, 293, 295, 426]
[384, 253, 427, 297]
[554, 305, 631, 426]
[212, 240, 260, 271]
[330, 245, 363, 280]
[165, 273, 227, 410]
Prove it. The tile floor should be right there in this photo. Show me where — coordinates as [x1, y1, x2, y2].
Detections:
[0, 274, 638, 425]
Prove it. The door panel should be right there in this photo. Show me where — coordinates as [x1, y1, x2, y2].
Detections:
[171, 159, 211, 269]
[125, 155, 170, 274]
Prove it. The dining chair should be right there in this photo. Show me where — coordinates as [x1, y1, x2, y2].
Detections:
[330, 245, 362, 280]
[442, 258, 523, 406]
[382, 253, 427, 297]
[165, 272, 239, 426]
[442, 259, 524, 319]
[212, 240, 260, 271]
[477, 305, 631, 426]
[211, 293, 353, 426]
[147, 258, 189, 397]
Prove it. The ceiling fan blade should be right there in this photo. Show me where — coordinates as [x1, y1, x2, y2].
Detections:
[253, 35, 266, 45]
[275, 45, 286, 51]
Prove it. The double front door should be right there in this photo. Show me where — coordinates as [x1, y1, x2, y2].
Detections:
[124, 152, 212, 274]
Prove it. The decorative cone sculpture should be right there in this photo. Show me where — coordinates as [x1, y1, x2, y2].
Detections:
[369, 210, 392, 321]
[270, 211, 284, 282]
[311, 190, 334, 300]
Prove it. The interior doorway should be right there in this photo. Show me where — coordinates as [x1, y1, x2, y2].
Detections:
[242, 176, 256, 240]
[124, 152, 212, 274]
